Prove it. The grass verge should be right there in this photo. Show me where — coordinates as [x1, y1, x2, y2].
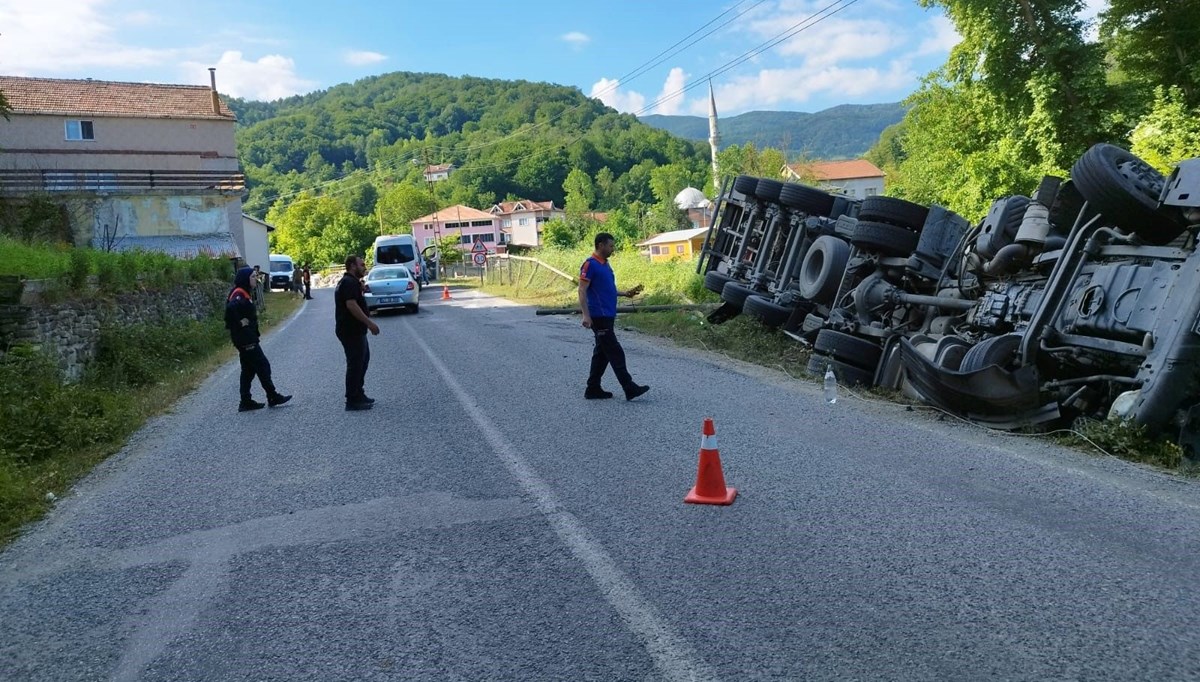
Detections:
[0, 291, 303, 546]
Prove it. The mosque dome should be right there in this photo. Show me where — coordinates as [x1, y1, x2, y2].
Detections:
[674, 187, 711, 210]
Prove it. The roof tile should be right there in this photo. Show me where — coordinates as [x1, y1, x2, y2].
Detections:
[0, 75, 236, 120]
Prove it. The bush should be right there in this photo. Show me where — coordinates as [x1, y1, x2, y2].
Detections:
[66, 249, 91, 290]
[89, 319, 227, 388]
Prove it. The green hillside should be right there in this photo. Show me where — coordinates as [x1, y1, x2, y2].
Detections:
[227, 72, 711, 216]
[640, 102, 906, 159]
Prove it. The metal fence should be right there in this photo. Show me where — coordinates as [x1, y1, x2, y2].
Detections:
[0, 169, 245, 193]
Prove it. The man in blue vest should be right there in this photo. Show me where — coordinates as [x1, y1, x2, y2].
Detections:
[578, 233, 650, 401]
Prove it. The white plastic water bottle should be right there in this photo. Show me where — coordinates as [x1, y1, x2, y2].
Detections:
[823, 364, 838, 404]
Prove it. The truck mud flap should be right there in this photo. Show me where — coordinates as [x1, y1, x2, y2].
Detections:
[706, 301, 743, 324]
[900, 338, 1041, 416]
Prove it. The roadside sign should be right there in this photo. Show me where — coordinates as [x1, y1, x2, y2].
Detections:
[472, 252, 487, 266]
[471, 239, 487, 253]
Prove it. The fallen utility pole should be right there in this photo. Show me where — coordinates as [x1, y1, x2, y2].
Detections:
[535, 304, 717, 316]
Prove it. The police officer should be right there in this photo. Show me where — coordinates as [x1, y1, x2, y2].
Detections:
[578, 232, 650, 401]
[226, 267, 292, 412]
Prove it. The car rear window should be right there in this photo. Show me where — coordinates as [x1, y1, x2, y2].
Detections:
[377, 244, 415, 264]
[367, 267, 411, 281]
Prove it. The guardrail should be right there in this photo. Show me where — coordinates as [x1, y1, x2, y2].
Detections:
[0, 169, 245, 193]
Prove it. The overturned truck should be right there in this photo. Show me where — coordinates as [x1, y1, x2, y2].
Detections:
[698, 144, 1200, 452]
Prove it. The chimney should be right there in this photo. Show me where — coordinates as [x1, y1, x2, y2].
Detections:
[208, 68, 221, 115]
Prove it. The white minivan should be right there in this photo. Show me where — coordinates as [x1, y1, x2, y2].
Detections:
[268, 254, 295, 290]
[372, 235, 426, 286]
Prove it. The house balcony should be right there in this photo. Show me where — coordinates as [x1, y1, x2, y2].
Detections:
[0, 169, 245, 195]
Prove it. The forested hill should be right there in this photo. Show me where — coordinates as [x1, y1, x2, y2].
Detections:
[226, 72, 710, 215]
[641, 102, 906, 159]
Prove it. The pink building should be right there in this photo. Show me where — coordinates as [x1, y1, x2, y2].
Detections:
[410, 204, 503, 253]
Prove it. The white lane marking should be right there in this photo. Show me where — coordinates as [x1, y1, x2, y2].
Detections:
[407, 329, 717, 682]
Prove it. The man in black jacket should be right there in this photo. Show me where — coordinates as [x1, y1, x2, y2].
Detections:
[226, 267, 292, 412]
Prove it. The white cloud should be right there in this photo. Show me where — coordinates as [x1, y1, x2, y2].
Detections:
[654, 68, 689, 115]
[748, 15, 906, 67]
[182, 51, 318, 101]
[344, 50, 387, 66]
[703, 60, 918, 113]
[561, 31, 591, 49]
[589, 77, 646, 114]
[0, 0, 183, 74]
[917, 16, 960, 55]
[122, 11, 157, 27]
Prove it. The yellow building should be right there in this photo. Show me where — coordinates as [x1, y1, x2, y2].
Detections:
[639, 227, 709, 263]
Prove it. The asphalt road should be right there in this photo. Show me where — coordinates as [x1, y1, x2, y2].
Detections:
[3, 286, 1200, 681]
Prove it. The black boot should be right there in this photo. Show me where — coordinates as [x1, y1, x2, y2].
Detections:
[268, 393, 292, 407]
[584, 387, 614, 399]
[239, 399, 266, 412]
[624, 384, 650, 401]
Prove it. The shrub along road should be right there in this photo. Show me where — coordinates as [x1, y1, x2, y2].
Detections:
[2, 288, 1200, 680]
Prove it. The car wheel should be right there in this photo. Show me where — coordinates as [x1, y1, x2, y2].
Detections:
[721, 281, 759, 310]
[779, 183, 836, 216]
[744, 294, 794, 329]
[1071, 143, 1186, 245]
[850, 220, 919, 257]
[806, 354, 875, 387]
[959, 333, 1023, 373]
[704, 270, 736, 295]
[412, 304, 420, 314]
[813, 329, 883, 370]
[857, 196, 929, 232]
[798, 235, 851, 304]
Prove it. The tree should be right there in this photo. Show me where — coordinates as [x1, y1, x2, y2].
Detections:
[563, 168, 595, 215]
[1100, 0, 1200, 109]
[0, 89, 10, 121]
[1130, 87, 1200, 173]
[377, 183, 435, 233]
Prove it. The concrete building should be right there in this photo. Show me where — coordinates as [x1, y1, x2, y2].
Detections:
[782, 159, 885, 199]
[639, 227, 709, 263]
[0, 72, 245, 258]
[675, 187, 715, 230]
[239, 214, 274, 272]
[422, 164, 455, 182]
[410, 205, 501, 253]
[488, 199, 564, 247]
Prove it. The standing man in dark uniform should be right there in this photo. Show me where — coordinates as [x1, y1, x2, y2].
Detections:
[302, 263, 313, 300]
[226, 267, 292, 412]
[335, 255, 380, 411]
[578, 232, 650, 401]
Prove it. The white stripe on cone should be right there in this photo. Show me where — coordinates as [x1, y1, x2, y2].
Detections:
[700, 434, 718, 450]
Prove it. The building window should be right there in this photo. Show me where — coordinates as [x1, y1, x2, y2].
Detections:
[65, 120, 95, 141]
[502, 219, 512, 228]
[676, 244, 685, 254]
[499, 233, 508, 244]
[650, 246, 660, 255]
[518, 218, 530, 226]
[471, 220, 492, 227]
[865, 187, 878, 196]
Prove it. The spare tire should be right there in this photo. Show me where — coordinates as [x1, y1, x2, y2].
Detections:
[703, 270, 736, 295]
[1071, 143, 1186, 245]
[798, 235, 851, 304]
[754, 178, 784, 204]
[779, 183, 836, 216]
[857, 196, 929, 232]
[744, 294, 793, 329]
[851, 220, 920, 256]
[814, 329, 883, 370]
[733, 175, 758, 196]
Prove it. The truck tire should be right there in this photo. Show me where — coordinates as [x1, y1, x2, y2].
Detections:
[779, 183, 836, 216]
[704, 270, 735, 295]
[798, 235, 851, 304]
[733, 175, 758, 196]
[857, 196, 929, 232]
[851, 220, 919, 256]
[814, 329, 883, 370]
[958, 333, 1023, 373]
[807, 354, 875, 387]
[1071, 143, 1186, 245]
[744, 294, 793, 328]
[754, 178, 784, 204]
[721, 281, 760, 310]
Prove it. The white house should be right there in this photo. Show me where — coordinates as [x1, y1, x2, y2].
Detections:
[238, 214, 274, 272]
[782, 159, 885, 198]
[488, 199, 564, 247]
[423, 164, 455, 182]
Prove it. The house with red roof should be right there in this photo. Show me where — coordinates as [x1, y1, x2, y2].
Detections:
[487, 199, 564, 247]
[782, 159, 885, 199]
[410, 204, 502, 254]
[0, 72, 247, 259]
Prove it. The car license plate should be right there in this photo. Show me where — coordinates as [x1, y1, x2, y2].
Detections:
[379, 296, 401, 304]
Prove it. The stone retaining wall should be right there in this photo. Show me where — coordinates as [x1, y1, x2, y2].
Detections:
[0, 282, 226, 383]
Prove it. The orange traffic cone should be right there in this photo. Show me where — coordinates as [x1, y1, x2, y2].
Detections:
[685, 418, 737, 505]
[441, 285, 451, 300]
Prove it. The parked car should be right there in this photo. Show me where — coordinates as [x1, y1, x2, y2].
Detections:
[373, 234, 425, 287]
[363, 265, 420, 314]
[698, 144, 1200, 451]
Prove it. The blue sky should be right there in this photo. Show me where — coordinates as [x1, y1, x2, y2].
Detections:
[0, 0, 1105, 116]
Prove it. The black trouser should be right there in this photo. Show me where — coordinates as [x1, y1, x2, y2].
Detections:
[587, 317, 634, 390]
[237, 344, 276, 402]
[304, 282, 312, 299]
[338, 332, 370, 401]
